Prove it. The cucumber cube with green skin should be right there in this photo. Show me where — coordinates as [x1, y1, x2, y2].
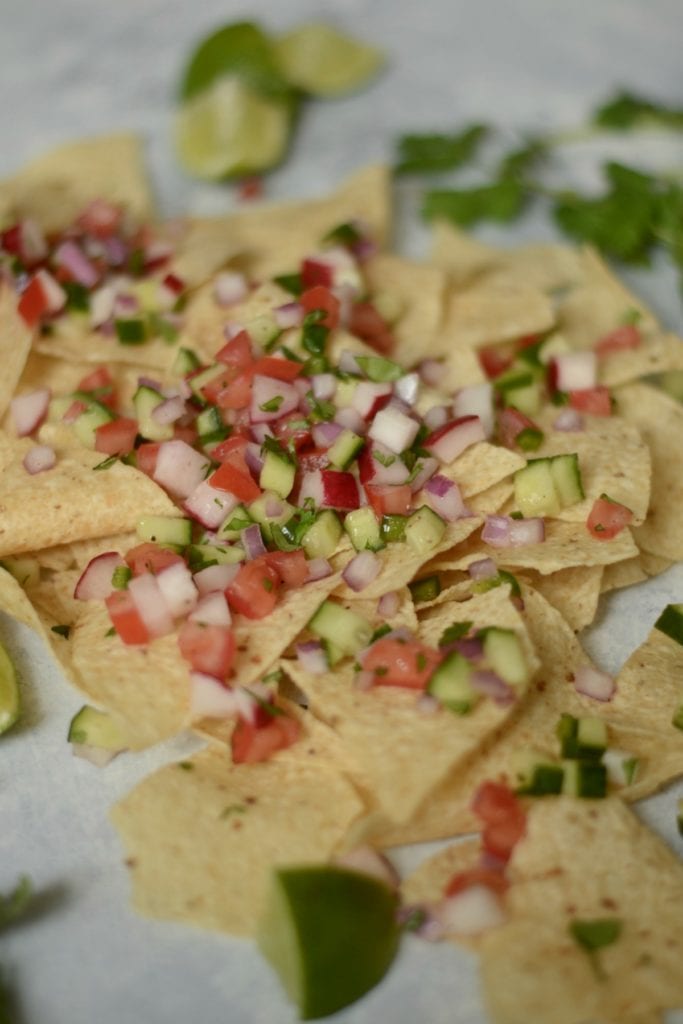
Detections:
[655, 604, 683, 646]
[512, 748, 564, 796]
[260, 448, 297, 499]
[246, 312, 281, 350]
[71, 399, 115, 448]
[218, 505, 253, 541]
[549, 453, 584, 507]
[187, 363, 224, 403]
[404, 506, 446, 556]
[354, 355, 403, 383]
[309, 601, 372, 656]
[380, 514, 408, 544]
[68, 705, 127, 751]
[248, 493, 295, 543]
[172, 346, 201, 376]
[323, 640, 345, 667]
[196, 406, 228, 445]
[327, 430, 364, 470]
[562, 760, 608, 799]
[480, 627, 529, 692]
[344, 507, 384, 552]
[514, 458, 561, 517]
[136, 516, 193, 547]
[133, 385, 174, 442]
[188, 543, 245, 571]
[427, 651, 479, 714]
[515, 426, 544, 452]
[300, 510, 343, 559]
[494, 367, 536, 393]
[408, 575, 442, 604]
[602, 748, 639, 788]
[576, 716, 608, 759]
[502, 379, 542, 416]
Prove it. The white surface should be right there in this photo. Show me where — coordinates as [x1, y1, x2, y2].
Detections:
[2, 1, 683, 1022]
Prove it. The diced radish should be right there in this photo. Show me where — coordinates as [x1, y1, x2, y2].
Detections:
[436, 886, 506, 936]
[551, 351, 597, 392]
[358, 441, 410, 486]
[128, 573, 174, 638]
[408, 456, 438, 492]
[90, 283, 117, 328]
[189, 591, 232, 627]
[155, 562, 198, 618]
[377, 591, 400, 617]
[11, 388, 51, 437]
[250, 376, 300, 423]
[573, 665, 616, 701]
[74, 551, 125, 601]
[553, 408, 585, 432]
[184, 479, 239, 529]
[423, 405, 450, 432]
[152, 395, 187, 425]
[22, 445, 56, 475]
[193, 562, 241, 595]
[334, 406, 366, 434]
[352, 380, 393, 418]
[190, 673, 238, 718]
[153, 440, 211, 499]
[16, 219, 48, 265]
[418, 359, 442, 387]
[299, 469, 360, 511]
[18, 269, 66, 326]
[453, 383, 494, 438]
[273, 301, 304, 329]
[311, 373, 337, 401]
[368, 406, 420, 454]
[338, 350, 362, 375]
[423, 474, 467, 521]
[342, 550, 381, 592]
[424, 416, 485, 464]
[395, 372, 420, 406]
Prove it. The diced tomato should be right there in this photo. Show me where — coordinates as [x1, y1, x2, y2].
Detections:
[1, 224, 22, 255]
[301, 257, 334, 289]
[211, 435, 247, 461]
[568, 387, 612, 416]
[300, 285, 340, 330]
[94, 417, 138, 456]
[586, 496, 633, 540]
[297, 447, 331, 472]
[471, 781, 526, 862]
[348, 301, 394, 354]
[264, 550, 309, 588]
[18, 272, 63, 327]
[135, 441, 160, 477]
[178, 620, 236, 680]
[365, 483, 412, 517]
[62, 399, 88, 424]
[237, 176, 264, 202]
[200, 368, 235, 405]
[77, 198, 123, 238]
[226, 557, 281, 619]
[478, 344, 514, 380]
[363, 637, 442, 690]
[173, 421, 199, 446]
[125, 542, 184, 577]
[78, 366, 114, 393]
[497, 407, 542, 449]
[210, 460, 261, 502]
[162, 272, 185, 296]
[250, 356, 303, 382]
[215, 371, 253, 410]
[231, 713, 301, 764]
[105, 589, 150, 646]
[515, 333, 540, 352]
[215, 330, 254, 370]
[444, 866, 508, 899]
[273, 412, 312, 452]
[595, 323, 641, 356]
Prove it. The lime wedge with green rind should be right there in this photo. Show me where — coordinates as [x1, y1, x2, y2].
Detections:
[174, 76, 293, 180]
[257, 865, 400, 1019]
[274, 23, 385, 98]
[179, 21, 295, 103]
[0, 640, 19, 736]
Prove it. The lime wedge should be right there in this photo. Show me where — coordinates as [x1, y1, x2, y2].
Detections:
[174, 76, 292, 180]
[257, 865, 400, 1019]
[274, 23, 385, 97]
[179, 21, 293, 102]
[0, 640, 20, 735]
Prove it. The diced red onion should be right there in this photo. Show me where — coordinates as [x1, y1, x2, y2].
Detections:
[482, 515, 545, 548]
[250, 376, 300, 423]
[573, 665, 616, 702]
[334, 406, 366, 434]
[113, 292, 139, 317]
[241, 523, 267, 560]
[418, 359, 443, 387]
[223, 321, 244, 340]
[416, 693, 440, 714]
[452, 637, 484, 661]
[153, 440, 211, 500]
[470, 670, 516, 706]
[553, 408, 585, 432]
[250, 422, 274, 444]
[155, 562, 199, 618]
[306, 558, 332, 582]
[553, 351, 597, 392]
[54, 240, 99, 288]
[193, 562, 241, 595]
[338, 350, 362, 375]
[213, 271, 248, 307]
[101, 235, 128, 267]
[334, 846, 399, 888]
[184, 480, 239, 529]
[453, 383, 494, 439]
[435, 885, 506, 936]
[425, 416, 486, 464]
[22, 444, 56, 475]
[243, 442, 264, 477]
[273, 301, 304, 329]
[295, 640, 328, 676]
[128, 573, 174, 638]
[264, 495, 284, 518]
[342, 550, 381, 592]
[312, 420, 343, 448]
[369, 406, 420, 454]
[152, 395, 186, 425]
[189, 591, 232, 627]
[73, 551, 125, 601]
[377, 591, 400, 617]
[137, 376, 162, 392]
[11, 388, 51, 437]
[468, 558, 498, 581]
[423, 474, 467, 521]
[394, 372, 420, 406]
[312, 373, 337, 401]
[190, 673, 237, 719]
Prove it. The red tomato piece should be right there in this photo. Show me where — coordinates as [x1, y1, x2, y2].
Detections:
[178, 620, 236, 680]
[478, 344, 514, 380]
[363, 637, 441, 690]
[162, 272, 184, 296]
[215, 371, 253, 410]
[231, 713, 301, 764]
[264, 550, 309, 588]
[595, 323, 641, 356]
[568, 387, 612, 416]
[94, 417, 138, 456]
[250, 356, 303, 382]
[78, 366, 114, 393]
[226, 558, 281, 619]
[124, 542, 184, 577]
[444, 866, 508, 899]
[215, 330, 254, 370]
[586, 496, 633, 540]
[273, 412, 312, 452]
[300, 285, 340, 330]
[348, 301, 394, 354]
[365, 483, 413, 517]
[77, 198, 123, 238]
[211, 435, 248, 462]
[297, 447, 330, 473]
[18, 276, 50, 327]
[135, 441, 160, 477]
[471, 781, 526, 862]
[301, 257, 334, 289]
[105, 590, 150, 646]
[200, 369, 235, 405]
[210, 460, 261, 502]
[237, 176, 264, 202]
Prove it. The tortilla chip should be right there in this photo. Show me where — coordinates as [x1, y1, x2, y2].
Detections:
[439, 280, 556, 351]
[521, 565, 603, 632]
[0, 564, 45, 634]
[1, 134, 154, 233]
[181, 279, 293, 364]
[0, 286, 33, 419]
[436, 442, 525, 500]
[362, 254, 447, 366]
[600, 557, 647, 594]
[110, 743, 365, 936]
[639, 551, 673, 578]
[600, 332, 683, 387]
[0, 431, 179, 557]
[400, 836, 480, 909]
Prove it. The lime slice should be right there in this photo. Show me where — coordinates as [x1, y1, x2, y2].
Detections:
[0, 640, 19, 735]
[274, 23, 385, 98]
[257, 865, 400, 1019]
[179, 21, 293, 102]
[174, 76, 291, 180]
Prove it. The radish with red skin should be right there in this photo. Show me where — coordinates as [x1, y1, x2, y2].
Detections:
[11, 388, 51, 437]
[189, 672, 237, 718]
[424, 416, 486, 464]
[128, 573, 174, 638]
[74, 551, 125, 601]
[155, 562, 199, 618]
[153, 440, 211, 500]
[573, 665, 616, 701]
[453, 383, 495, 438]
[184, 479, 239, 530]
[368, 406, 420, 454]
[550, 351, 597, 392]
[250, 376, 300, 423]
[18, 269, 66, 326]
[299, 469, 360, 511]
[351, 380, 393, 419]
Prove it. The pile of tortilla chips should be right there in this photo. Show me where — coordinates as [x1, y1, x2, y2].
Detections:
[2, 135, 683, 1023]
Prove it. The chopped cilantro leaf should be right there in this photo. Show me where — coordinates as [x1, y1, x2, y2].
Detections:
[422, 179, 527, 227]
[93, 454, 119, 471]
[322, 221, 364, 248]
[592, 89, 683, 131]
[260, 395, 284, 413]
[395, 124, 488, 175]
[569, 917, 622, 952]
[50, 624, 71, 639]
[273, 272, 303, 296]
[177, 761, 194, 771]
[104, 627, 116, 638]
[221, 803, 247, 818]
[438, 621, 473, 647]
[0, 877, 32, 930]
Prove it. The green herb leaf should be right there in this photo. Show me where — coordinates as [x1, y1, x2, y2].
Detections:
[498, 136, 548, 181]
[93, 454, 119, 471]
[50, 624, 71, 639]
[0, 877, 32, 930]
[422, 178, 527, 227]
[395, 124, 488, 175]
[592, 89, 683, 131]
[260, 395, 284, 413]
[569, 917, 622, 952]
[438, 621, 473, 647]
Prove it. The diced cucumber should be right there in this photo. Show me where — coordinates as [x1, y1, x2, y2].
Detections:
[502, 380, 541, 416]
[327, 429, 364, 470]
[335, 378, 359, 407]
[172, 346, 201, 377]
[537, 332, 570, 365]
[404, 506, 446, 556]
[187, 543, 245, 571]
[472, 569, 521, 599]
[260, 447, 296, 499]
[655, 604, 683, 646]
[549, 453, 584, 507]
[71, 399, 115, 448]
[511, 748, 564, 796]
[480, 627, 529, 692]
[562, 759, 607, 799]
[196, 406, 229, 447]
[556, 713, 608, 760]
[136, 516, 193, 547]
[380, 514, 408, 544]
[300, 510, 343, 559]
[602, 748, 639, 788]
[0, 556, 40, 588]
[248, 493, 295, 543]
[48, 395, 75, 423]
[354, 355, 403, 383]
[246, 312, 282, 350]
[188, 363, 223, 403]
[218, 504, 253, 541]
[513, 458, 560, 517]
[494, 367, 536, 393]
[344, 507, 383, 552]
[308, 601, 372, 656]
[323, 639, 345, 667]
[68, 705, 127, 751]
[408, 575, 441, 604]
[133, 385, 174, 442]
[427, 651, 478, 714]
